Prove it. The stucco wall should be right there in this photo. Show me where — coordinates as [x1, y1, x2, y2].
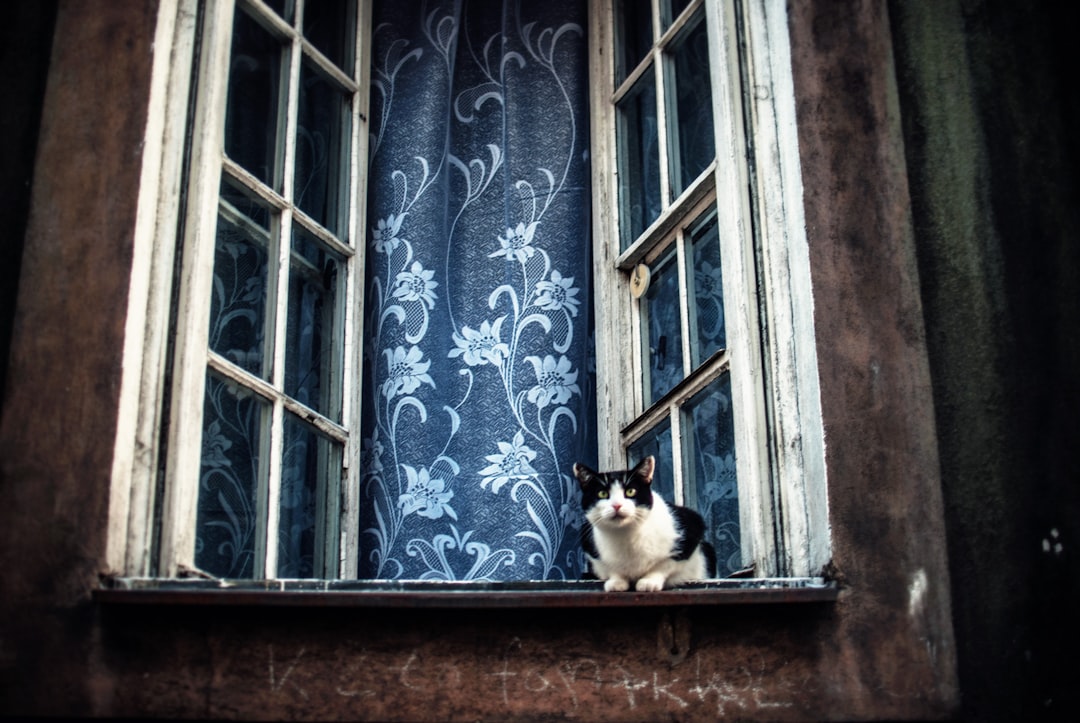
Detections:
[0, 1, 160, 711]
[0, 1, 961, 719]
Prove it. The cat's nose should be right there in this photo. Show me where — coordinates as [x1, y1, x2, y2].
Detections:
[612, 503, 622, 513]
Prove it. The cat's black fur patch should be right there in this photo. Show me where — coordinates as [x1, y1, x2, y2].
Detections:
[670, 504, 717, 576]
[670, 505, 706, 561]
[575, 463, 654, 512]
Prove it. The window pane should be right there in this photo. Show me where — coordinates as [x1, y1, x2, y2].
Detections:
[278, 413, 343, 578]
[628, 417, 675, 503]
[682, 373, 741, 577]
[661, 0, 693, 31]
[668, 14, 714, 195]
[225, 8, 284, 189]
[641, 248, 684, 404]
[210, 184, 272, 378]
[263, 0, 293, 23]
[303, 0, 356, 71]
[616, 0, 653, 83]
[689, 210, 725, 366]
[220, 176, 271, 228]
[295, 60, 351, 236]
[196, 374, 269, 578]
[285, 225, 345, 421]
[617, 71, 661, 249]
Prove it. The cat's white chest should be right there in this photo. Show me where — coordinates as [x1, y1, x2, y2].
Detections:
[591, 496, 679, 579]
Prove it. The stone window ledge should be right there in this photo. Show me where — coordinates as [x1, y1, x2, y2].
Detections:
[94, 578, 838, 608]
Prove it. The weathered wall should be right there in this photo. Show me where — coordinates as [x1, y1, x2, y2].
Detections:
[0, 1, 961, 719]
[786, 0, 958, 714]
[0, 0, 160, 714]
[889, 0, 1080, 719]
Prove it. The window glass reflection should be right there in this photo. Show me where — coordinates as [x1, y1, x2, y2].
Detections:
[641, 248, 684, 404]
[617, 71, 661, 249]
[668, 14, 714, 195]
[295, 61, 351, 236]
[682, 373, 741, 576]
[225, 9, 284, 189]
[285, 225, 345, 422]
[628, 417, 675, 503]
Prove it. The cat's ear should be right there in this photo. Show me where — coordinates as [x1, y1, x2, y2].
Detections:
[572, 462, 597, 489]
[631, 455, 655, 486]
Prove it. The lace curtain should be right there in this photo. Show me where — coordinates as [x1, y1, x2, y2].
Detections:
[358, 0, 594, 580]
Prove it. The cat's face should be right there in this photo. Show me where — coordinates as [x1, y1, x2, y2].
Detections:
[573, 456, 655, 528]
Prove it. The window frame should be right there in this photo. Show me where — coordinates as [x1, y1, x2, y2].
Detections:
[107, 0, 374, 580]
[107, 0, 828, 587]
[588, 0, 829, 578]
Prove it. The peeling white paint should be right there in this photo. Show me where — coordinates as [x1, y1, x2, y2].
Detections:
[908, 568, 928, 619]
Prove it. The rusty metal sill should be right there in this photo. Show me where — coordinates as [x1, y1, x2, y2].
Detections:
[94, 578, 837, 608]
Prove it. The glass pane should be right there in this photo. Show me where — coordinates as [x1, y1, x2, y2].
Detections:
[209, 184, 272, 378]
[689, 210, 725, 367]
[668, 13, 715, 195]
[682, 373, 740, 577]
[220, 176, 271, 228]
[641, 248, 684, 404]
[661, 0, 693, 31]
[263, 0, 293, 23]
[303, 0, 356, 71]
[617, 71, 661, 249]
[628, 417, 675, 503]
[295, 60, 351, 236]
[285, 224, 345, 421]
[196, 374, 269, 579]
[278, 413, 343, 578]
[225, 8, 284, 189]
[616, 0, 653, 83]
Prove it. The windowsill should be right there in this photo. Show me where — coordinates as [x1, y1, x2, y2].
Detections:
[94, 577, 838, 608]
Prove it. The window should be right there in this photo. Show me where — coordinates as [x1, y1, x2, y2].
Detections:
[174, 0, 368, 580]
[108, 0, 371, 579]
[109, 0, 827, 585]
[588, 0, 829, 578]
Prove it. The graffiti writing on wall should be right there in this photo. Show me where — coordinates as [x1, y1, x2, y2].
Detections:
[261, 637, 810, 717]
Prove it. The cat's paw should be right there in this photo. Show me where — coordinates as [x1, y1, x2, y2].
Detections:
[604, 576, 631, 592]
[634, 574, 667, 592]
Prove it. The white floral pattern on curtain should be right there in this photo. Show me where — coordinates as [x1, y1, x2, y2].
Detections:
[359, 0, 594, 581]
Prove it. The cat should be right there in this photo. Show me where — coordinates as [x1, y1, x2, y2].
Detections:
[573, 455, 717, 592]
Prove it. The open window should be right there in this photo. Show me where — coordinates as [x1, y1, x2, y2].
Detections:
[589, 0, 829, 578]
[107, 0, 828, 588]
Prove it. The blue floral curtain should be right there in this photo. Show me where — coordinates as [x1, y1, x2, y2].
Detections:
[359, 0, 594, 580]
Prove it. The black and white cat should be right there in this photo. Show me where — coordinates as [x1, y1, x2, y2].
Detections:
[573, 455, 716, 591]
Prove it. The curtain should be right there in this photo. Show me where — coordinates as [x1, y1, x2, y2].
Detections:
[359, 0, 594, 580]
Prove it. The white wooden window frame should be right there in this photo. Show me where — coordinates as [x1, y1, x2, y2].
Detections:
[109, 0, 826, 584]
[108, 0, 374, 579]
[588, 0, 829, 577]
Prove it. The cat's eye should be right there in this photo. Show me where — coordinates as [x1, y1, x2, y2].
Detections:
[598, 490, 609, 499]
[625, 487, 637, 497]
